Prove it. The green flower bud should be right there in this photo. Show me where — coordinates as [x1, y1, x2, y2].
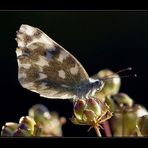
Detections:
[93, 69, 121, 101]
[1, 122, 18, 136]
[137, 115, 148, 136]
[72, 98, 112, 136]
[111, 110, 138, 136]
[72, 98, 112, 126]
[73, 99, 86, 120]
[13, 128, 31, 137]
[83, 109, 96, 122]
[112, 93, 134, 107]
[71, 116, 82, 125]
[59, 117, 66, 125]
[73, 98, 102, 123]
[28, 104, 51, 125]
[111, 104, 147, 136]
[28, 104, 66, 136]
[105, 96, 116, 112]
[19, 116, 36, 135]
[135, 105, 148, 117]
[38, 112, 65, 136]
[87, 98, 101, 117]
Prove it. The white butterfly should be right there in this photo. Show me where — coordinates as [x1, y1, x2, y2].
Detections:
[16, 24, 104, 99]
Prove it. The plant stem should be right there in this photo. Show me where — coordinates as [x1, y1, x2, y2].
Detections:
[94, 126, 102, 137]
[102, 121, 112, 137]
[122, 111, 125, 136]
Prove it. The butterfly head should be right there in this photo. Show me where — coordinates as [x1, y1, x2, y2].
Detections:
[89, 78, 104, 92]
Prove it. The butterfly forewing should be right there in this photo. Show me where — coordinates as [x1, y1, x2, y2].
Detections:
[16, 24, 89, 99]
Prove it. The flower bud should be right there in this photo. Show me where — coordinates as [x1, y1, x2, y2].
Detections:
[87, 98, 101, 117]
[93, 69, 121, 101]
[111, 110, 138, 136]
[112, 93, 134, 107]
[111, 104, 148, 136]
[72, 98, 112, 127]
[105, 96, 116, 112]
[19, 116, 36, 135]
[1, 122, 18, 136]
[59, 117, 66, 125]
[73, 98, 102, 124]
[83, 109, 96, 122]
[13, 128, 31, 137]
[29, 104, 66, 136]
[135, 105, 148, 117]
[28, 104, 51, 125]
[73, 99, 86, 120]
[39, 112, 66, 136]
[137, 115, 148, 136]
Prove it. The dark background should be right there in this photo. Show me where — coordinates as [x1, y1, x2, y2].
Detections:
[0, 11, 148, 137]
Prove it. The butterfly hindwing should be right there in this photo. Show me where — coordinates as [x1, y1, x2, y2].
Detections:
[16, 24, 89, 99]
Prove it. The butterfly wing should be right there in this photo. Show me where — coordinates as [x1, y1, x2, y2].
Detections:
[16, 24, 89, 99]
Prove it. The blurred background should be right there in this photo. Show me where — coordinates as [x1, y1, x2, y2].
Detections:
[0, 11, 148, 137]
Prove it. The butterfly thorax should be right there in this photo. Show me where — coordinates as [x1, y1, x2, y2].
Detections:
[74, 78, 104, 99]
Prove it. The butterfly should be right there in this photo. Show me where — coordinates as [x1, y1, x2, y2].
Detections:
[16, 24, 104, 100]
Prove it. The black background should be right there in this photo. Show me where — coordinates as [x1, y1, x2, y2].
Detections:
[0, 11, 148, 137]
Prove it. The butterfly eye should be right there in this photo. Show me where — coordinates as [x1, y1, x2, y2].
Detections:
[95, 80, 100, 85]
[95, 80, 104, 91]
[95, 80, 102, 86]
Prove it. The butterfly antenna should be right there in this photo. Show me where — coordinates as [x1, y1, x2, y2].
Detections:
[101, 67, 137, 81]
[115, 67, 132, 74]
[102, 74, 137, 81]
